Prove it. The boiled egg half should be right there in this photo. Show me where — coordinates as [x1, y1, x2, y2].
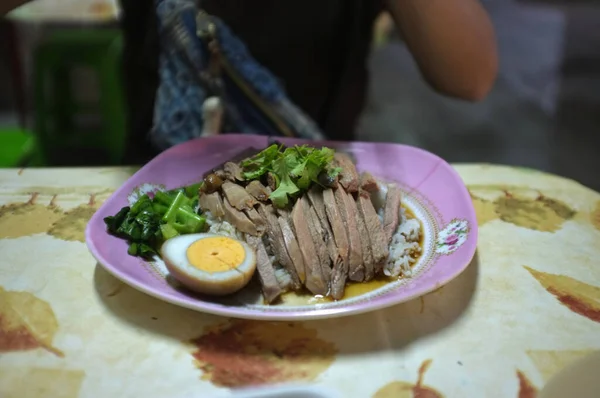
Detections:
[161, 233, 256, 296]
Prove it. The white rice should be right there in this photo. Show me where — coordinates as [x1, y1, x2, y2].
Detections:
[204, 211, 244, 240]
[384, 208, 422, 278]
[274, 267, 293, 288]
[376, 183, 423, 278]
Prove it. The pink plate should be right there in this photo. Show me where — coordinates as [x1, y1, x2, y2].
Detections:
[85, 134, 477, 320]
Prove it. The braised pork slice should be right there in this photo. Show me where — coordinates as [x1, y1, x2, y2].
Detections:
[328, 255, 346, 300]
[334, 188, 364, 282]
[323, 188, 349, 298]
[224, 161, 245, 182]
[307, 187, 339, 265]
[323, 190, 349, 261]
[243, 207, 267, 236]
[357, 193, 389, 272]
[246, 180, 272, 202]
[266, 172, 277, 191]
[245, 235, 282, 303]
[222, 196, 260, 236]
[360, 172, 379, 193]
[198, 192, 225, 218]
[221, 181, 257, 211]
[277, 215, 306, 283]
[334, 153, 359, 193]
[275, 207, 291, 221]
[355, 195, 375, 281]
[383, 184, 402, 244]
[258, 204, 301, 289]
[306, 204, 332, 285]
[291, 197, 328, 295]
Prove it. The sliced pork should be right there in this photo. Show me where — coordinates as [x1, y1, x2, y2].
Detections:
[221, 181, 257, 211]
[246, 180, 272, 202]
[329, 256, 346, 300]
[198, 192, 225, 218]
[357, 193, 389, 272]
[307, 187, 339, 265]
[275, 207, 290, 219]
[195, 144, 421, 304]
[277, 215, 306, 283]
[355, 196, 375, 281]
[222, 196, 260, 236]
[383, 184, 402, 244]
[360, 172, 379, 193]
[334, 188, 364, 282]
[291, 197, 328, 296]
[306, 204, 332, 285]
[243, 207, 267, 236]
[245, 235, 282, 303]
[323, 188, 350, 298]
[334, 153, 359, 193]
[258, 204, 301, 289]
[224, 161, 245, 182]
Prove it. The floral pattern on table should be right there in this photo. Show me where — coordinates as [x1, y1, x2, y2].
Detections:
[526, 350, 595, 384]
[373, 359, 443, 398]
[0, 287, 63, 357]
[190, 320, 337, 388]
[524, 266, 600, 323]
[0, 192, 106, 241]
[469, 187, 577, 232]
[516, 370, 538, 398]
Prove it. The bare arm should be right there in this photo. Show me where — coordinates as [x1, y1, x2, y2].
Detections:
[1, 0, 31, 16]
[386, 0, 498, 101]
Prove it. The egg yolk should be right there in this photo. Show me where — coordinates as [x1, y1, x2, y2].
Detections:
[186, 236, 246, 273]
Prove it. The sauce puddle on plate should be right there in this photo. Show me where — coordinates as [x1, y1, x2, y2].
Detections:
[279, 277, 394, 306]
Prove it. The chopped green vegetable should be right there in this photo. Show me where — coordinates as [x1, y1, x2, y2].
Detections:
[185, 182, 203, 197]
[162, 191, 187, 223]
[127, 242, 157, 258]
[240, 144, 339, 207]
[153, 190, 173, 206]
[160, 224, 179, 240]
[104, 181, 208, 260]
[151, 203, 169, 214]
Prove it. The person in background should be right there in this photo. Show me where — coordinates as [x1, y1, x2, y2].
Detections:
[2, 0, 498, 163]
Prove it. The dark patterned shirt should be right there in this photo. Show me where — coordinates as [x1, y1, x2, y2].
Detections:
[119, 0, 383, 161]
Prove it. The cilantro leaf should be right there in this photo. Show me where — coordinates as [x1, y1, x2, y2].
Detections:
[269, 156, 300, 207]
[240, 144, 281, 180]
[239, 144, 338, 207]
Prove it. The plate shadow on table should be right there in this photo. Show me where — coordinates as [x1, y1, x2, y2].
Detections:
[93, 251, 478, 357]
[93, 264, 226, 343]
[314, 251, 480, 357]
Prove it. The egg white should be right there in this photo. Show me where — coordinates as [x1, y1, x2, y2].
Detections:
[161, 233, 256, 296]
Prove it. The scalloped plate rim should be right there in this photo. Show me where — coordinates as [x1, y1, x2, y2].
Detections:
[85, 134, 478, 320]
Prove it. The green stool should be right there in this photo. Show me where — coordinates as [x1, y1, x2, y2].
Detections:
[0, 128, 34, 167]
[33, 29, 126, 165]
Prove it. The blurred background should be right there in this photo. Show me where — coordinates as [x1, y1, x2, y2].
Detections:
[1, 0, 599, 191]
